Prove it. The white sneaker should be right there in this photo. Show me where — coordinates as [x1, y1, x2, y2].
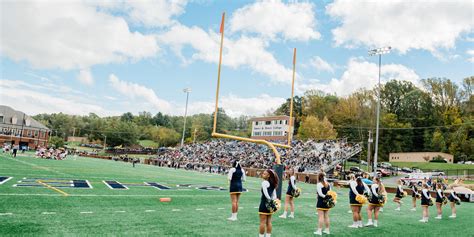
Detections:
[365, 222, 373, 227]
[288, 214, 294, 219]
[347, 210, 352, 213]
[435, 216, 442, 219]
[395, 207, 400, 211]
[314, 230, 322, 235]
[358, 222, 363, 228]
[348, 224, 358, 228]
[323, 230, 330, 235]
[227, 217, 237, 221]
[419, 219, 427, 223]
[411, 208, 416, 211]
[374, 222, 378, 227]
[279, 214, 287, 219]
[449, 215, 456, 218]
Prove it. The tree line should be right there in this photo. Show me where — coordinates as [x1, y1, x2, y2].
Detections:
[34, 77, 473, 162]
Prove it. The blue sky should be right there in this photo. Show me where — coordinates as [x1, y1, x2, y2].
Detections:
[1, 0, 473, 118]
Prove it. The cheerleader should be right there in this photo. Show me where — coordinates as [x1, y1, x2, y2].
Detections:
[348, 175, 370, 228]
[365, 177, 384, 227]
[448, 189, 461, 218]
[410, 182, 419, 211]
[393, 179, 404, 211]
[258, 169, 279, 237]
[419, 183, 431, 223]
[315, 172, 332, 235]
[227, 160, 246, 221]
[435, 183, 444, 219]
[279, 168, 297, 219]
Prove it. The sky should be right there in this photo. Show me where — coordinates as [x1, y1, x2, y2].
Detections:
[0, 0, 473, 118]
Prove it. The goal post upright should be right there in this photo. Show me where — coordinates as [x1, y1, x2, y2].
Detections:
[211, 12, 296, 198]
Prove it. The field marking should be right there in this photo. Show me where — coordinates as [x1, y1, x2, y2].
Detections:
[254, 207, 258, 209]
[5, 157, 69, 176]
[239, 207, 243, 209]
[217, 208, 225, 210]
[115, 211, 126, 213]
[145, 210, 156, 212]
[0, 176, 13, 185]
[102, 180, 129, 190]
[37, 180, 69, 196]
[42, 212, 56, 215]
[80, 211, 93, 214]
[172, 209, 181, 212]
[196, 208, 204, 211]
[0, 213, 13, 216]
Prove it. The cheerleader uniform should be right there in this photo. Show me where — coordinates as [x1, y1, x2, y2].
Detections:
[435, 189, 444, 204]
[316, 182, 331, 211]
[395, 185, 404, 199]
[412, 185, 419, 198]
[349, 181, 367, 206]
[448, 191, 461, 203]
[258, 180, 276, 215]
[368, 184, 383, 206]
[420, 188, 431, 206]
[286, 175, 297, 197]
[228, 166, 246, 194]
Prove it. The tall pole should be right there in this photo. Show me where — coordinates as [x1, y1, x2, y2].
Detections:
[287, 48, 296, 146]
[181, 88, 191, 147]
[213, 12, 225, 134]
[368, 46, 390, 177]
[367, 130, 372, 173]
[103, 135, 107, 152]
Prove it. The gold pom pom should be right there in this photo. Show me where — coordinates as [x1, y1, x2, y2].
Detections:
[327, 190, 338, 203]
[356, 194, 367, 204]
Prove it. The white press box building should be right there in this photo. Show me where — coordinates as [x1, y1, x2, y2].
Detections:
[250, 116, 294, 141]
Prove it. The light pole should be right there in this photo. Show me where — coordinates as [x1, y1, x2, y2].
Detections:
[181, 88, 191, 147]
[368, 46, 391, 177]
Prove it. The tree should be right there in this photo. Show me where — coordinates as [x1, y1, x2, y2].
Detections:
[431, 129, 447, 152]
[48, 136, 65, 148]
[297, 116, 337, 140]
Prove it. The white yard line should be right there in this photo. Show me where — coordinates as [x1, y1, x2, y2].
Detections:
[115, 211, 126, 213]
[80, 211, 93, 214]
[145, 210, 156, 212]
[0, 213, 13, 216]
[195, 208, 204, 211]
[41, 212, 56, 215]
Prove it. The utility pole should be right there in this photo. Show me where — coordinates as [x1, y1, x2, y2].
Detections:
[72, 127, 76, 137]
[103, 135, 107, 152]
[367, 130, 373, 173]
[193, 128, 198, 143]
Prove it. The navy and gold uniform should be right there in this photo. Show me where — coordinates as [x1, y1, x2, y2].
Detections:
[228, 166, 245, 194]
[258, 180, 276, 215]
[368, 184, 383, 206]
[286, 176, 297, 196]
[349, 181, 366, 206]
[435, 189, 444, 203]
[421, 189, 431, 206]
[395, 185, 403, 199]
[412, 185, 419, 198]
[448, 191, 460, 203]
[316, 183, 331, 210]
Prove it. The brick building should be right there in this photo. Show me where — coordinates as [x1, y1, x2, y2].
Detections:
[0, 105, 50, 149]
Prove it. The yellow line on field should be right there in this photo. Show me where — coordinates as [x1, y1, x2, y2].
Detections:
[37, 180, 69, 197]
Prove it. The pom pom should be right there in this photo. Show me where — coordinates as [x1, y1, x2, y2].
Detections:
[356, 194, 367, 204]
[265, 199, 281, 212]
[292, 187, 302, 198]
[378, 194, 386, 204]
[442, 197, 448, 205]
[428, 198, 434, 206]
[327, 190, 338, 202]
[415, 193, 421, 199]
[402, 191, 408, 198]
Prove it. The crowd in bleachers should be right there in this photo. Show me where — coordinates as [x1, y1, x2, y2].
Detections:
[150, 139, 361, 174]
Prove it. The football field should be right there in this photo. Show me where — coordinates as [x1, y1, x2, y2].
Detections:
[0, 153, 472, 236]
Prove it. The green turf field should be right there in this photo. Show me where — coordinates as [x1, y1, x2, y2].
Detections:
[0, 153, 472, 236]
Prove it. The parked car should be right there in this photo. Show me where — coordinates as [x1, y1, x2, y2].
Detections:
[350, 166, 362, 173]
[377, 168, 390, 177]
[465, 161, 473, 165]
[402, 167, 412, 173]
[457, 161, 464, 164]
[431, 170, 445, 176]
[380, 162, 392, 169]
[348, 158, 361, 163]
[360, 160, 368, 165]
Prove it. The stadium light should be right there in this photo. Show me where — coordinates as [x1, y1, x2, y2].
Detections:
[368, 46, 391, 177]
[180, 88, 192, 147]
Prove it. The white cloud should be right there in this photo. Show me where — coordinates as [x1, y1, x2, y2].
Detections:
[158, 24, 294, 83]
[229, 0, 320, 41]
[77, 69, 94, 85]
[186, 94, 285, 117]
[466, 50, 474, 62]
[108, 74, 172, 113]
[297, 58, 420, 96]
[308, 56, 334, 73]
[326, 0, 473, 54]
[0, 1, 159, 70]
[127, 0, 187, 27]
[0, 80, 112, 116]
